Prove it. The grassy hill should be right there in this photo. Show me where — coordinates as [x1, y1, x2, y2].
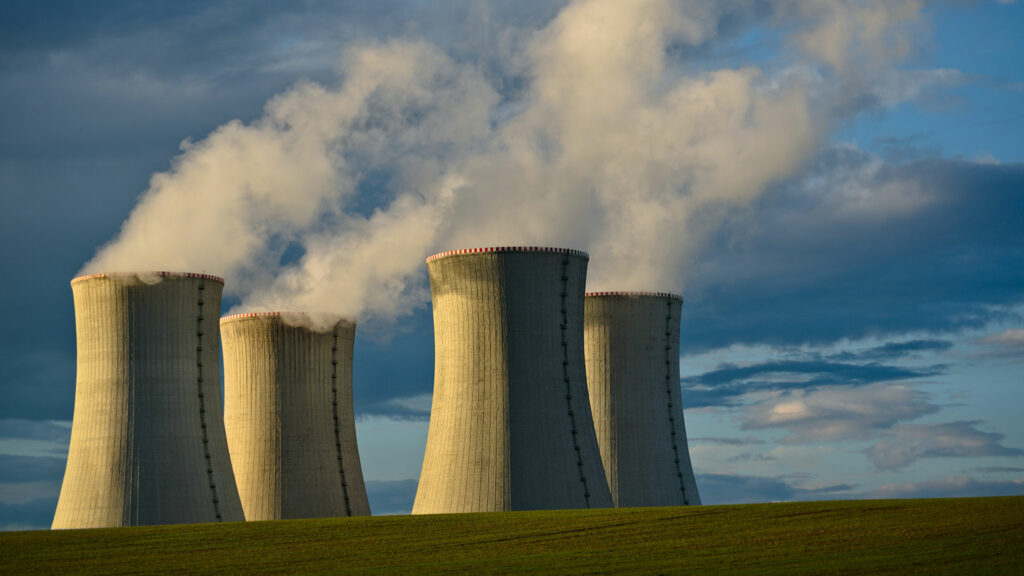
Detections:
[2, 496, 1022, 574]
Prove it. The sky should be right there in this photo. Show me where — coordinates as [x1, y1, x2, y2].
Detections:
[1, 0, 1023, 530]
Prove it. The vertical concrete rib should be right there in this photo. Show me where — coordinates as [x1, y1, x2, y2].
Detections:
[584, 292, 701, 507]
[52, 272, 244, 529]
[221, 313, 370, 520]
[412, 247, 612, 514]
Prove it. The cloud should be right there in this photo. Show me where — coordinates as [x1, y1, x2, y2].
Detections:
[866, 476, 1024, 500]
[364, 479, 418, 515]
[680, 152, 1024, 354]
[827, 339, 953, 362]
[974, 329, 1024, 362]
[0, 455, 65, 484]
[970, 466, 1024, 474]
[0, 352, 75, 421]
[0, 498, 57, 532]
[0, 454, 63, 530]
[0, 453, 67, 530]
[698, 471, 1024, 505]
[691, 436, 765, 446]
[351, 314, 434, 418]
[869, 68, 969, 109]
[864, 421, 1024, 470]
[742, 382, 939, 442]
[0, 481, 62, 507]
[381, 394, 433, 418]
[728, 452, 777, 463]
[784, 0, 922, 74]
[696, 472, 855, 505]
[682, 357, 944, 408]
[0, 420, 71, 443]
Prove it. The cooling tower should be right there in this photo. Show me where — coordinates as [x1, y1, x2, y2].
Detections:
[53, 272, 244, 529]
[584, 292, 701, 507]
[413, 247, 613, 514]
[221, 312, 370, 520]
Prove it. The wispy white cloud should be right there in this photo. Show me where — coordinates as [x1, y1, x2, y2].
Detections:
[867, 475, 1024, 499]
[974, 329, 1024, 361]
[972, 151, 1001, 165]
[742, 382, 939, 442]
[864, 421, 1024, 470]
[382, 393, 433, 417]
[870, 68, 969, 108]
[0, 481, 61, 506]
[691, 436, 765, 446]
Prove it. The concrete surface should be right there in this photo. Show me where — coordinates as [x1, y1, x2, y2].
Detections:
[53, 272, 244, 529]
[221, 313, 370, 520]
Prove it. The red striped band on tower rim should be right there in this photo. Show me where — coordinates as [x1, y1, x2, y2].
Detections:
[585, 291, 683, 301]
[71, 271, 225, 285]
[426, 246, 589, 263]
[219, 311, 357, 326]
[220, 312, 285, 323]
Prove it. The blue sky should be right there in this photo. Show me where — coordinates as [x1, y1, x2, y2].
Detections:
[1, 0, 1023, 529]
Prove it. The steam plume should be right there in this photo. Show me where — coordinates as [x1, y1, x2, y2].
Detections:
[83, 0, 923, 324]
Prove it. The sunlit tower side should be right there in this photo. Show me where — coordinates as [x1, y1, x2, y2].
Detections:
[584, 292, 701, 507]
[221, 312, 370, 520]
[413, 247, 613, 514]
[53, 272, 244, 529]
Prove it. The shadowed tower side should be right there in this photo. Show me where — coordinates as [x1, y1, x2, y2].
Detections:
[413, 247, 612, 514]
[53, 272, 243, 529]
[584, 292, 701, 507]
[221, 313, 370, 520]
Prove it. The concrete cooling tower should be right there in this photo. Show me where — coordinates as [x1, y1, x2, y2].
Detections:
[584, 292, 701, 507]
[53, 272, 244, 529]
[220, 313, 370, 520]
[413, 247, 613, 514]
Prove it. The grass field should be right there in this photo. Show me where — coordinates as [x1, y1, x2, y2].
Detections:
[2, 496, 1022, 574]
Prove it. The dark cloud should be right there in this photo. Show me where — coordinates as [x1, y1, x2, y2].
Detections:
[0, 420, 69, 443]
[682, 358, 944, 409]
[691, 437, 765, 446]
[1, 0, 566, 159]
[0, 352, 76, 421]
[727, 453, 777, 463]
[0, 497, 57, 531]
[686, 470, 1024, 505]
[0, 455, 65, 484]
[696, 473, 855, 505]
[864, 421, 1024, 470]
[827, 339, 953, 362]
[364, 479, 418, 516]
[871, 134, 942, 163]
[681, 154, 1024, 354]
[970, 466, 1024, 474]
[866, 476, 1024, 500]
[1, 1, 213, 55]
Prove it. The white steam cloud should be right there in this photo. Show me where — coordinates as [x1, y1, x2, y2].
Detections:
[83, 0, 923, 324]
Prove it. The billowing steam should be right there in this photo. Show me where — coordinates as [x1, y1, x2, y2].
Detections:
[82, 0, 922, 324]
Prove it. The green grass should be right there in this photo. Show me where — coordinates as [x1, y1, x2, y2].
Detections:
[2, 497, 1022, 575]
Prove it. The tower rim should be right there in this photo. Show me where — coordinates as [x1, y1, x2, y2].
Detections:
[426, 246, 589, 263]
[219, 311, 357, 328]
[585, 291, 683, 301]
[71, 271, 225, 286]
